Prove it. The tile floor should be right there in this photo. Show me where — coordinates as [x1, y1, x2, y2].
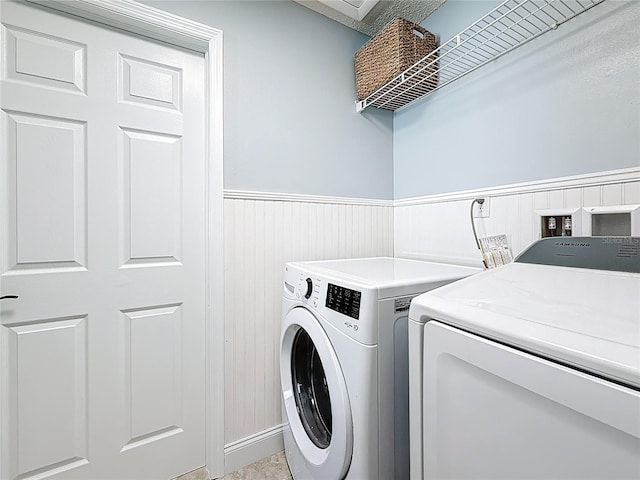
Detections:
[173, 467, 210, 480]
[223, 452, 292, 480]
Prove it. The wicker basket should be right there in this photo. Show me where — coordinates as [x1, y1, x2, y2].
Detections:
[355, 18, 438, 101]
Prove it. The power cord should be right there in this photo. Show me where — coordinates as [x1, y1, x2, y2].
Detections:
[470, 198, 488, 269]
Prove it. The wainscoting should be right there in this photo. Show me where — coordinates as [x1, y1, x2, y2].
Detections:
[221, 167, 639, 473]
[395, 168, 640, 266]
[223, 192, 393, 471]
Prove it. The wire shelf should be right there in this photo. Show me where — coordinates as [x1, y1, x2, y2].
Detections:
[355, 0, 605, 112]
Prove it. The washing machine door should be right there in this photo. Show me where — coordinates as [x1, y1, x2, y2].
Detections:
[281, 307, 353, 479]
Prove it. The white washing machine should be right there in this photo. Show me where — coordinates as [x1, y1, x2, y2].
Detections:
[408, 237, 640, 480]
[280, 257, 479, 479]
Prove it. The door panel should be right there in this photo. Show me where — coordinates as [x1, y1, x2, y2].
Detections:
[1, 3, 206, 479]
[3, 25, 86, 93]
[6, 112, 87, 272]
[122, 128, 182, 264]
[7, 317, 88, 477]
[119, 54, 182, 111]
[122, 304, 183, 451]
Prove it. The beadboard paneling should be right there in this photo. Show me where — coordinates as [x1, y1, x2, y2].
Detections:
[395, 178, 640, 267]
[224, 198, 393, 443]
[223, 170, 638, 447]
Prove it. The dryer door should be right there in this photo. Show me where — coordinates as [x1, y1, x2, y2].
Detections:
[281, 307, 353, 479]
[423, 321, 640, 480]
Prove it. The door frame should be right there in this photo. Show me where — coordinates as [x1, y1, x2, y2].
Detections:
[19, 0, 225, 476]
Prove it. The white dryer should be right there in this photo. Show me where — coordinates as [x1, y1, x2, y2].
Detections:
[280, 257, 479, 479]
[408, 237, 640, 480]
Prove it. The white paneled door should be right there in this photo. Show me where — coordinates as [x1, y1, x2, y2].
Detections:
[0, 3, 206, 479]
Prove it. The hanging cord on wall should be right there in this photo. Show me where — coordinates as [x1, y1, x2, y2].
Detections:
[470, 198, 488, 269]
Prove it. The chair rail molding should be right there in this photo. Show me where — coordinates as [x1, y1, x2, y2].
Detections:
[224, 189, 393, 207]
[394, 167, 640, 207]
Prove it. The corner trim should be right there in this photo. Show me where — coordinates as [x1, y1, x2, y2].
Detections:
[393, 167, 640, 207]
[224, 168, 639, 207]
[224, 424, 285, 475]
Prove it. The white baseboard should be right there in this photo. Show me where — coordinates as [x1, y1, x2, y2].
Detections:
[223, 424, 285, 475]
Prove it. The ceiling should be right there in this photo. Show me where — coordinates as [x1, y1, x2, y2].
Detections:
[293, 0, 446, 37]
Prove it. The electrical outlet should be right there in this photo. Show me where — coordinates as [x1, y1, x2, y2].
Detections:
[473, 197, 490, 218]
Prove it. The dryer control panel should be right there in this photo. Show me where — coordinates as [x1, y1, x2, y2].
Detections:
[516, 236, 640, 273]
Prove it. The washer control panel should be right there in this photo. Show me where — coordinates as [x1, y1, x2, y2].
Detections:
[285, 264, 377, 344]
[302, 277, 313, 299]
[326, 283, 361, 320]
[295, 275, 320, 305]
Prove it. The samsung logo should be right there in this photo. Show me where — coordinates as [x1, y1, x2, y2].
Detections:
[555, 242, 591, 247]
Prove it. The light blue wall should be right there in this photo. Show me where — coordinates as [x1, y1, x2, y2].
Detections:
[144, 0, 394, 199]
[394, 0, 640, 199]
